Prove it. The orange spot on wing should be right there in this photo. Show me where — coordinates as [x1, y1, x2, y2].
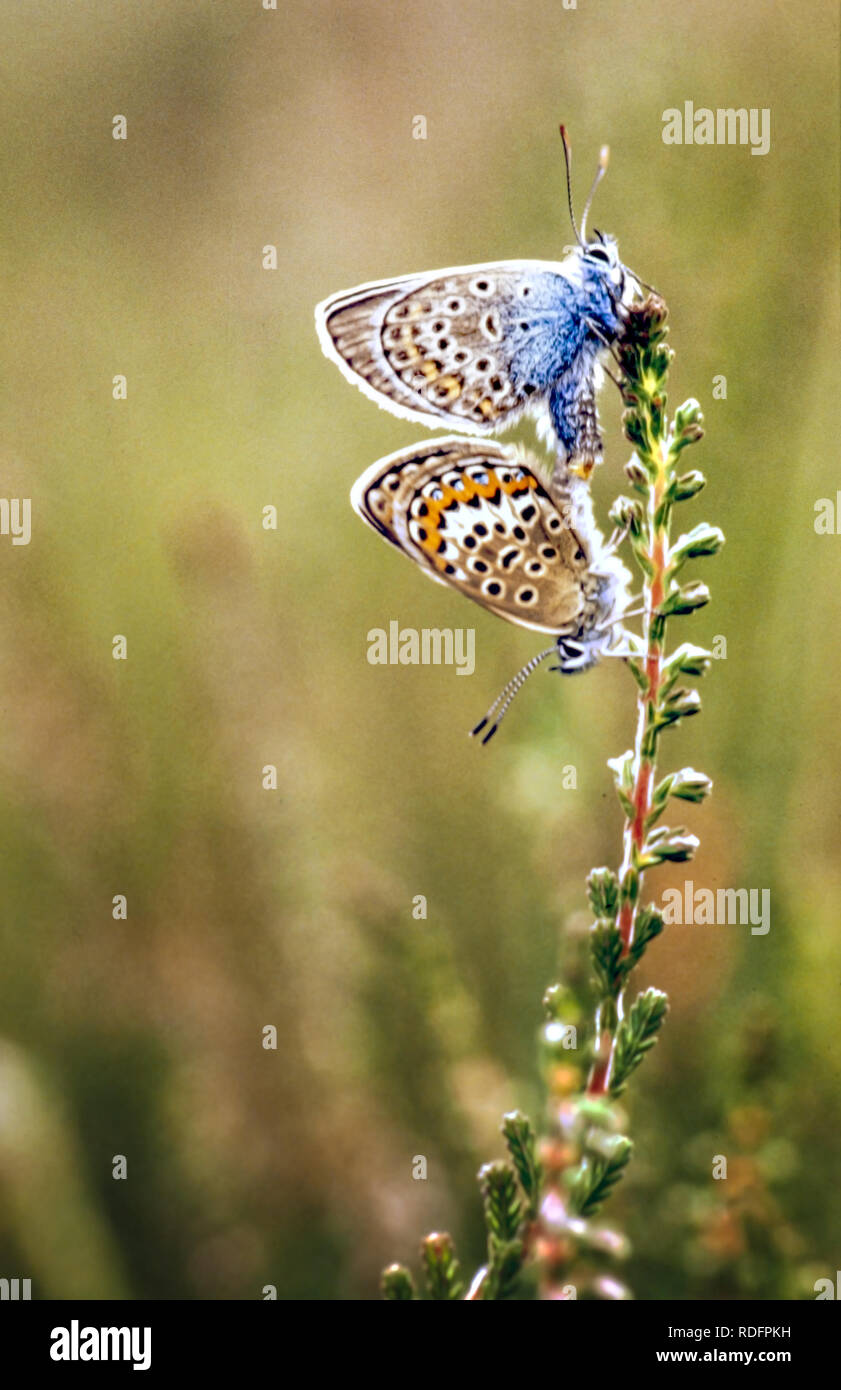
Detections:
[414, 467, 537, 566]
[436, 375, 462, 401]
[501, 473, 538, 496]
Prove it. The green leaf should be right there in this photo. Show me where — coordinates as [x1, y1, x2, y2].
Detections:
[653, 493, 674, 531]
[624, 905, 665, 971]
[479, 1162, 522, 1245]
[591, 920, 625, 999]
[619, 866, 640, 905]
[624, 456, 650, 493]
[669, 524, 725, 575]
[646, 772, 675, 827]
[608, 751, 636, 817]
[673, 397, 703, 432]
[669, 767, 713, 802]
[607, 749, 635, 789]
[483, 1240, 525, 1301]
[628, 658, 650, 693]
[568, 1135, 633, 1217]
[420, 1233, 465, 1300]
[609, 495, 644, 538]
[588, 867, 620, 919]
[671, 469, 706, 502]
[670, 399, 705, 455]
[610, 989, 669, 1096]
[661, 643, 712, 696]
[658, 580, 711, 618]
[622, 413, 647, 454]
[650, 767, 711, 814]
[478, 1163, 525, 1300]
[381, 1264, 417, 1300]
[640, 828, 699, 866]
[632, 545, 656, 580]
[502, 1112, 543, 1220]
[657, 687, 702, 728]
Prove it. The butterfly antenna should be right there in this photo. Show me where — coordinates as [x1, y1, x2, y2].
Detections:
[580, 145, 609, 243]
[559, 125, 583, 248]
[470, 647, 557, 746]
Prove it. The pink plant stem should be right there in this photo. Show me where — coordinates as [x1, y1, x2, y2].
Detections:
[588, 465, 667, 1097]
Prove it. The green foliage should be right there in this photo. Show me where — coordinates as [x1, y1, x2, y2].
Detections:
[588, 868, 621, 919]
[667, 768, 714, 804]
[658, 580, 711, 619]
[559, 296, 720, 1285]
[590, 920, 625, 1011]
[381, 1264, 417, 1301]
[478, 1162, 525, 1300]
[670, 524, 726, 572]
[381, 1116, 543, 1300]
[479, 1161, 522, 1244]
[502, 1111, 543, 1221]
[482, 1241, 526, 1302]
[420, 1233, 464, 1301]
[624, 905, 664, 970]
[569, 1135, 634, 1218]
[641, 826, 700, 866]
[611, 989, 669, 1097]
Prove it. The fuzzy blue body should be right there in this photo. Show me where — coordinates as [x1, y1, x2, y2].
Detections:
[498, 263, 624, 458]
[316, 234, 635, 473]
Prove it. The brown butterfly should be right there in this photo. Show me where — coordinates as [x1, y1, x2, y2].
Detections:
[351, 437, 634, 740]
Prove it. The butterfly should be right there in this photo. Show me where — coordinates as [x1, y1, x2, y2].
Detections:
[351, 437, 633, 741]
[316, 130, 642, 481]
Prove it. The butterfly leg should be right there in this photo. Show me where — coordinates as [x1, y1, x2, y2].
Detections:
[600, 626, 646, 659]
[584, 317, 624, 387]
[602, 520, 630, 556]
[601, 641, 642, 661]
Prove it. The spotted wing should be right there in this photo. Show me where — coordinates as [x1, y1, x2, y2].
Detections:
[350, 438, 597, 635]
[316, 261, 582, 435]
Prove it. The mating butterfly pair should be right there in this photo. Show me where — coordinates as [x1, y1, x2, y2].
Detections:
[315, 132, 643, 740]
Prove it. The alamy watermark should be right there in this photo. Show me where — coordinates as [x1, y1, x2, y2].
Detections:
[661, 103, 771, 156]
[367, 621, 475, 676]
[660, 881, 770, 935]
[1, 1277, 31, 1299]
[0, 498, 31, 546]
[50, 1321, 151, 1371]
[814, 493, 841, 534]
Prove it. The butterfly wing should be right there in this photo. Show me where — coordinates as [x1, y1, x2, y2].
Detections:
[350, 438, 599, 635]
[317, 261, 586, 435]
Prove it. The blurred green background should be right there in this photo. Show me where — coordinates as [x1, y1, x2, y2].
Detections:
[0, 0, 838, 1300]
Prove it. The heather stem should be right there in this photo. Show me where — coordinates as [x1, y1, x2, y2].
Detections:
[535, 296, 720, 1300]
[589, 453, 669, 1095]
[382, 295, 721, 1302]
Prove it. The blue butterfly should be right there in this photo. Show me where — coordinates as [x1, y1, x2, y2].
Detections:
[315, 131, 642, 480]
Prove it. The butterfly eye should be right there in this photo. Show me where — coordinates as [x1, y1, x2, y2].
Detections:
[558, 637, 587, 668]
[586, 246, 611, 264]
